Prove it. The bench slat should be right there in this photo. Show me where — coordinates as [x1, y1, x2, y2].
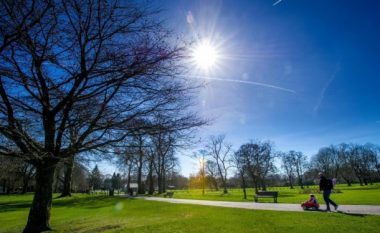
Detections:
[254, 191, 278, 203]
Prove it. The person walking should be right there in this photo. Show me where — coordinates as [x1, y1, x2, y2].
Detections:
[319, 172, 338, 212]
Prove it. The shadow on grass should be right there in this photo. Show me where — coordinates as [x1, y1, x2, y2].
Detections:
[0, 195, 127, 213]
[52, 195, 124, 209]
[0, 201, 32, 213]
[336, 210, 367, 217]
[81, 224, 122, 233]
[303, 209, 367, 217]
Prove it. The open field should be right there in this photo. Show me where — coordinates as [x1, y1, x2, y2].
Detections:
[166, 183, 380, 205]
[1, 194, 380, 233]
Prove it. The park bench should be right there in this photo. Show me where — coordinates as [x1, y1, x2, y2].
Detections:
[254, 191, 278, 203]
[164, 191, 174, 198]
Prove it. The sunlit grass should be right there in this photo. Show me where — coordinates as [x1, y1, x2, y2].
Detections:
[1, 194, 380, 233]
[167, 183, 380, 205]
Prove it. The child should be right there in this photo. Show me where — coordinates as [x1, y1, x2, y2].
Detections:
[301, 194, 320, 210]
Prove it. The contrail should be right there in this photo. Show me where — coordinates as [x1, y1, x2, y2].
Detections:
[185, 75, 296, 94]
[313, 63, 340, 113]
[273, 0, 283, 6]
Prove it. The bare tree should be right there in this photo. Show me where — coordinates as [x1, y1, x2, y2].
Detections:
[0, 0, 52, 54]
[205, 160, 219, 191]
[311, 143, 379, 186]
[372, 145, 380, 177]
[235, 140, 276, 193]
[205, 135, 232, 194]
[313, 146, 339, 178]
[0, 155, 35, 194]
[117, 147, 137, 195]
[336, 143, 356, 186]
[146, 144, 155, 195]
[348, 144, 377, 185]
[135, 133, 146, 194]
[0, 1, 203, 231]
[280, 152, 295, 189]
[147, 111, 204, 194]
[233, 150, 248, 199]
[150, 129, 179, 194]
[19, 161, 36, 194]
[288, 151, 307, 189]
[115, 131, 148, 194]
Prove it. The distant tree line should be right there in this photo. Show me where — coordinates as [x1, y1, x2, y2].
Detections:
[3, 138, 379, 199]
[187, 136, 380, 199]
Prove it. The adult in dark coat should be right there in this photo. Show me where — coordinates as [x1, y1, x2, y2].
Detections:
[319, 172, 338, 211]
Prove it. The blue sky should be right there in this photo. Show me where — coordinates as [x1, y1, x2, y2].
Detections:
[99, 0, 380, 176]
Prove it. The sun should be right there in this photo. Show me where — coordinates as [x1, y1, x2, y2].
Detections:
[191, 39, 219, 71]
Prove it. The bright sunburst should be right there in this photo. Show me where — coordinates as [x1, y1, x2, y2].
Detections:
[191, 39, 219, 71]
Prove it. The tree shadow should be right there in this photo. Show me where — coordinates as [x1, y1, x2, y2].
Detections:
[0, 201, 32, 213]
[0, 195, 126, 213]
[52, 195, 122, 209]
[336, 210, 367, 217]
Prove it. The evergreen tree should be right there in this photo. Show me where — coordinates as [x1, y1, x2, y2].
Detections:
[88, 166, 103, 190]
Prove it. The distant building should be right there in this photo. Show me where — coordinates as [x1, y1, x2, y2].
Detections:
[125, 183, 138, 196]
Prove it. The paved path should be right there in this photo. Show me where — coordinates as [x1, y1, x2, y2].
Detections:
[139, 197, 380, 216]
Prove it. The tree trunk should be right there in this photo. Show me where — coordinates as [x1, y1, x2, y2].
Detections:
[2, 179, 5, 193]
[363, 179, 368, 186]
[147, 160, 154, 195]
[213, 179, 219, 191]
[289, 176, 294, 189]
[137, 142, 145, 194]
[148, 175, 154, 195]
[23, 162, 57, 233]
[157, 174, 162, 194]
[60, 157, 74, 197]
[53, 167, 61, 193]
[137, 158, 144, 194]
[157, 163, 164, 194]
[343, 178, 352, 186]
[240, 173, 247, 200]
[222, 177, 228, 194]
[4, 179, 9, 194]
[261, 180, 267, 191]
[254, 179, 258, 194]
[298, 176, 304, 189]
[6, 177, 11, 195]
[22, 177, 29, 194]
[126, 166, 131, 194]
[358, 177, 363, 186]
[162, 171, 166, 193]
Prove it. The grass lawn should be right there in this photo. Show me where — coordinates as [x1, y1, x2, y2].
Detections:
[168, 183, 380, 205]
[1, 194, 380, 233]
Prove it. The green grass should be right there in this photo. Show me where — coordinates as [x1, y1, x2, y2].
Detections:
[167, 183, 380, 205]
[1, 194, 380, 233]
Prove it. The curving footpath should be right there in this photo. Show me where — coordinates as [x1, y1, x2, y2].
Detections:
[139, 197, 380, 216]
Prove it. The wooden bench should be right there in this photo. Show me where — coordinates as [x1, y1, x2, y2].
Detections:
[164, 191, 174, 198]
[254, 191, 278, 203]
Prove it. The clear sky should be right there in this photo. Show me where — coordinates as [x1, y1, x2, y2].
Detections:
[99, 0, 380, 176]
